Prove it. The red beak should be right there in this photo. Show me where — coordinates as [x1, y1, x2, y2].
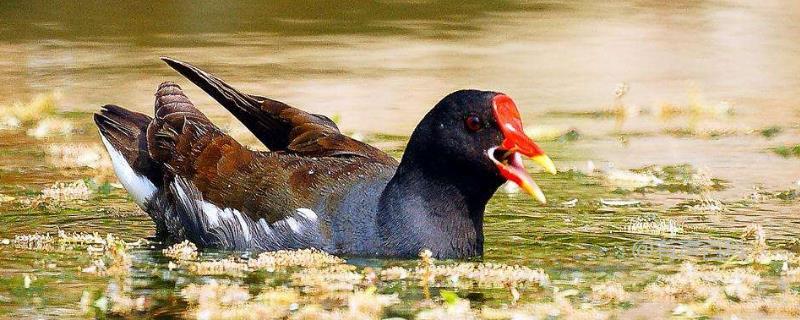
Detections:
[487, 94, 556, 203]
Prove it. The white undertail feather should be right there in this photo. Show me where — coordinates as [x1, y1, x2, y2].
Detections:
[100, 135, 157, 208]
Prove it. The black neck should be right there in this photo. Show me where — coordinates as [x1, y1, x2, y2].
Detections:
[376, 151, 504, 258]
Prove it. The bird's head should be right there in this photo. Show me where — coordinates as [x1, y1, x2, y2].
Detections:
[403, 90, 556, 203]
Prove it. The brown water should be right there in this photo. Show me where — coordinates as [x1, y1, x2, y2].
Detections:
[1, 1, 799, 319]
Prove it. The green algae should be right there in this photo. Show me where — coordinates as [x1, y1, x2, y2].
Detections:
[773, 144, 800, 158]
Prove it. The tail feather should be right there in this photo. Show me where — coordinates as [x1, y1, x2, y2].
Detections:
[159, 57, 263, 117]
[95, 105, 167, 236]
[159, 57, 291, 150]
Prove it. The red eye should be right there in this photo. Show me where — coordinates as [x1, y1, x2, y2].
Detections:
[465, 114, 482, 132]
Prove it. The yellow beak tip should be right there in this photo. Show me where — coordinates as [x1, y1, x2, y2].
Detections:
[532, 155, 557, 175]
[521, 181, 547, 205]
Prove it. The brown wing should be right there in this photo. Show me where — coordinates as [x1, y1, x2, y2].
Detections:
[160, 57, 396, 165]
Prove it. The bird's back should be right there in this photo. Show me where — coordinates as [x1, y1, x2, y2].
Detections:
[96, 79, 398, 253]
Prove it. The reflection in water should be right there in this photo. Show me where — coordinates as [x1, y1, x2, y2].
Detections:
[1, 1, 799, 130]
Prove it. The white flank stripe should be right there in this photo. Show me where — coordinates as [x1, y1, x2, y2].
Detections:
[295, 208, 318, 222]
[100, 135, 156, 208]
[200, 201, 221, 227]
[197, 200, 252, 241]
[233, 210, 252, 241]
[284, 217, 301, 233]
[257, 218, 274, 235]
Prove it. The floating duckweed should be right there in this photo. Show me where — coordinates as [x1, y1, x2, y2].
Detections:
[785, 265, 800, 283]
[772, 144, 800, 158]
[657, 91, 733, 119]
[181, 282, 273, 319]
[759, 126, 782, 138]
[416, 298, 474, 320]
[645, 262, 761, 303]
[380, 262, 549, 288]
[480, 295, 612, 320]
[380, 266, 410, 280]
[675, 194, 725, 213]
[182, 281, 251, 306]
[46, 143, 111, 169]
[27, 117, 76, 138]
[81, 234, 131, 276]
[40, 180, 92, 202]
[600, 198, 641, 207]
[12, 230, 144, 254]
[180, 282, 340, 320]
[591, 281, 629, 304]
[13, 232, 55, 249]
[108, 292, 146, 315]
[247, 248, 344, 270]
[291, 290, 400, 320]
[188, 258, 249, 276]
[0, 92, 59, 124]
[178, 248, 346, 276]
[722, 292, 800, 317]
[604, 169, 663, 190]
[0, 193, 15, 203]
[625, 216, 684, 235]
[0, 115, 21, 129]
[59, 230, 107, 246]
[291, 264, 362, 293]
[253, 286, 300, 308]
[631, 164, 724, 193]
[162, 240, 198, 261]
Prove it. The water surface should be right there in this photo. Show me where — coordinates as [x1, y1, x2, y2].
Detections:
[1, 1, 799, 318]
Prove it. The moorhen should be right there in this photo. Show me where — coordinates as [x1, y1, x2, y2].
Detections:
[94, 58, 556, 258]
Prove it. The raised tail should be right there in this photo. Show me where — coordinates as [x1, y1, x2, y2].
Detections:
[94, 105, 168, 236]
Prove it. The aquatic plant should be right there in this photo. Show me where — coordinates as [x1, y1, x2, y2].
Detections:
[625, 216, 684, 236]
[0, 115, 21, 130]
[26, 117, 76, 138]
[247, 248, 345, 270]
[380, 261, 549, 289]
[291, 264, 363, 293]
[172, 247, 346, 276]
[759, 126, 782, 139]
[631, 164, 724, 194]
[162, 240, 199, 261]
[0, 193, 16, 203]
[646, 262, 761, 302]
[480, 293, 612, 320]
[39, 180, 92, 202]
[181, 281, 398, 320]
[9, 230, 143, 253]
[772, 144, 800, 158]
[188, 258, 250, 276]
[46, 143, 111, 169]
[603, 168, 663, 190]
[590, 281, 629, 304]
[0, 92, 59, 125]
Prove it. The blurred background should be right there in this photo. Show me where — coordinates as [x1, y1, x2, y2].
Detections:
[1, 1, 798, 127]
